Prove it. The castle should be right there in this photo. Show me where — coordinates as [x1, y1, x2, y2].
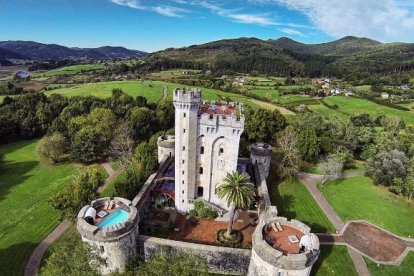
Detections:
[77, 88, 320, 275]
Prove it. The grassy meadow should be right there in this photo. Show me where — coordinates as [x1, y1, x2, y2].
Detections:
[34, 64, 104, 77]
[319, 176, 414, 237]
[0, 140, 82, 275]
[267, 165, 335, 233]
[311, 246, 358, 276]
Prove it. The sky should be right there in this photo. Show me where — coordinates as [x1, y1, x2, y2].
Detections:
[1, 0, 414, 52]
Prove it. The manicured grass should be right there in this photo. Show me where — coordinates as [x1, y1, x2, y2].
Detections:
[267, 165, 335, 233]
[36, 64, 103, 77]
[323, 96, 414, 125]
[47, 80, 262, 108]
[311, 246, 357, 276]
[46, 80, 164, 103]
[0, 140, 82, 275]
[365, 252, 414, 276]
[308, 103, 349, 121]
[319, 176, 414, 237]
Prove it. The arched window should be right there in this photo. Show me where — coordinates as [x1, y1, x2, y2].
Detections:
[219, 148, 224, 156]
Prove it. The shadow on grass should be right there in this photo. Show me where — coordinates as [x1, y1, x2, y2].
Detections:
[310, 245, 334, 276]
[0, 242, 37, 276]
[0, 160, 38, 201]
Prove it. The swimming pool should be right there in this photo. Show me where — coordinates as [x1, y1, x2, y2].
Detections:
[98, 209, 129, 229]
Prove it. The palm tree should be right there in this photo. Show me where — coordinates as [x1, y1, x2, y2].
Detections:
[218, 171, 255, 239]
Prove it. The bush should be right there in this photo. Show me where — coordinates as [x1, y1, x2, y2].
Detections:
[189, 200, 218, 219]
[389, 185, 403, 195]
[188, 209, 197, 217]
[206, 208, 218, 219]
[216, 229, 243, 247]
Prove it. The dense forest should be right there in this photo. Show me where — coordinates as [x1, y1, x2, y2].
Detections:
[131, 36, 414, 79]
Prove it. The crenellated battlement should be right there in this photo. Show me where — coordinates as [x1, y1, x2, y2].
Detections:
[199, 112, 245, 128]
[173, 88, 202, 103]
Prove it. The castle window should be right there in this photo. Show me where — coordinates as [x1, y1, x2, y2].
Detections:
[183, 128, 186, 133]
[100, 246, 104, 254]
[199, 167, 203, 174]
[182, 159, 185, 164]
[197, 186, 204, 197]
[182, 170, 185, 175]
[182, 200, 184, 203]
[209, 114, 213, 119]
[200, 146, 204, 154]
[182, 190, 185, 194]
[182, 146, 185, 151]
[219, 148, 224, 155]
[182, 180, 184, 184]
[183, 112, 186, 118]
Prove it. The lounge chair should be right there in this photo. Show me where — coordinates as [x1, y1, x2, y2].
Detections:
[104, 201, 109, 210]
[108, 201, 115, 210]
[276, 221, 283, 232]
[271, 222, 279, 233]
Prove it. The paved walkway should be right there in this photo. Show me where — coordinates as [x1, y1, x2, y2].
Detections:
[24, 220, 71, 276]
[297, 172, 370, 275]
[24, 163, 119, 276]
[297, 172, 344, 232]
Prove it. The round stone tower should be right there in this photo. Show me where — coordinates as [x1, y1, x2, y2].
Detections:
[157, 135, 175, 164]
[248, 215, 320, 276]
[77, 197, 139, 274]
[250, 142, 272, 178]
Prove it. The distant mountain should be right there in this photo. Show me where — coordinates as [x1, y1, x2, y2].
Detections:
[0, 47, 25, 60]
[148, 36, 414, 77]
[270, 36, 382, 56]
[0, 41, 147, 60]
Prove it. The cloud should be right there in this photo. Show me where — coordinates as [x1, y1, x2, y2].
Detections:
[196, 1, 278, 26]
[252, 0, 414, 41]
[110, 0, 190, 17]
[278, 28, 307, 37]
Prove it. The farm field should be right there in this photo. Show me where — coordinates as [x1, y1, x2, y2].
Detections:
[319, 176, 414, 237]
[47, 80, 265, 108]
[311, 246, 357, 276]
[34, 64, 104, 77]
[0, 140, 82, 275]
[267, 165, 335, 233]
[322, 96, 414, 124]
[249, 88, 316, 105]
[365, 252, 414, 276]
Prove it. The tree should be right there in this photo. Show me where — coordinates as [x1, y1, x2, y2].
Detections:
[366, 150, 409, 186]
[319, 153, 345, 183]
[110, 123, 135, 168]
[128, 107, 156, 141]
[298, 128, 319, 162]
[41, 241, 102, 276]
[245, 109, 287, 143]
[350, 113, 374, 127]
[49, 166, 105, 220]
[278, 127, 301, 178]
[156, 100, 175, 130]
[380, 116, 405, 137]
[36, 132, 66, 163]
[125, 252, 209, 276]
[404, 158, 414, 200]
[88, 108, 117, 145]
[71, 126, 103, 163]
[217, 171, 255, 238]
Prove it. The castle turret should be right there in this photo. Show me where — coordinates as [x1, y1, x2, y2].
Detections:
[250, 143, 272, 178]
[77, 197, 139, 274]
[173, 88, 201, 212]
[157, 135, 175, 164]
[248, 211, 320, 276]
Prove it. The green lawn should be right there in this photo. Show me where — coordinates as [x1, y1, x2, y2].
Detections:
[319, 176, 414, 237]
[308, 103, 349, 120]
[311, 246, 357, 276]
[46, 80, 262, 108]
[35, 64, 103, 77]
[365, 252, 414, 276]
[267, 165, 335, 233]
[46, 80, 165, 103]
[323, 96, 414, 125]
[0, 140, 81, 275]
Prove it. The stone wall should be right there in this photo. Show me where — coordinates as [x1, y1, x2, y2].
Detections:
[137, 235, 251, 275]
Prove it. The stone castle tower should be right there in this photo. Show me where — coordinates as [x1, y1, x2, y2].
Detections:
[173, 88, 245, 212]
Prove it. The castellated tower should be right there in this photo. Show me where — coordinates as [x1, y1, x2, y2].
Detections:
[250, 143, 272, 178]
[173, 88, 202, 212]
[173, 88, 245, 213]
